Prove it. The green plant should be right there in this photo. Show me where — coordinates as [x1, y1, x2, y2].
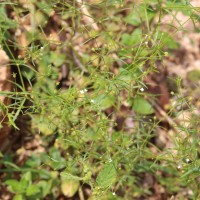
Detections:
[0, 0, 200, 199]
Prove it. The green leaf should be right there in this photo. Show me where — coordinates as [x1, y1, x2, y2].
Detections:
[132, 96, 154, 115]
[61, 180, 79, 197]
[158, 32, 179, 49]
[49, 158, 66, 170]
[125, 11, 141, 26]
[121, 29, 142, 46]
[21, 64, 35, 81]
[13, 194, 24, 200]
[48, 148, 66, 170]
[84, 127, 100, 141]
[20, 172, 32, 188]
[50, 52, 66, 67]
[37, 180, 52, 197]
[165, 1, 191, 11]
[116, 68, 133, 87]
[0, 6, 17, 30]
[5, 179, 25, 193]
[125, 4, 156, 26]
[26, 185, 40, 196]
[36, 2, 54, 16]
[60, 172, 82, 181]
[94, 94, 115, 110]
[25, 155, 42, 167]
[96, 162, 117, 188]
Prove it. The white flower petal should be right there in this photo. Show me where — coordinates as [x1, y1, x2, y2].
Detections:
[140, 88, 144, 92]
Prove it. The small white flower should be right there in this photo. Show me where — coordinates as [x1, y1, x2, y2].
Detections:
[177, 165, 182, 169]
[186, 158, 191, 163]
[90, 99, 94, 103]
[109, 158, 112, 163]
[140, 87, 144, 92]
[112, 192, 116, 196]
[145, 41, 148, 45]
[80, 89, 88, 94]
[80, 90, 85, 94]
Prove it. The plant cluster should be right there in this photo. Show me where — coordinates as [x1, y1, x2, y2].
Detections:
[0, 0, 200, 199]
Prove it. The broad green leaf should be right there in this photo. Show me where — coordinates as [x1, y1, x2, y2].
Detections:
[26, 184, 40, 196]
[5, 180, 25, 193]
[125, 11, 141, 26]
[84, 127, 100, 141]
[94, 94, 115, 110]
[116, 68, 133, 87]
[96, 162, 117, 188]
[37, 180, 52, 197]
[140, 4, 156, 21]
[50, 52, 66, 67]
[25, 155, 42, 167]
[48, 148, 66, 170]
[125, 4, 156, 26]
[60, 172, 82, 181]
[13, 194, 24, 200]
[157, 32, 179, 49]
[20, 172, 32, 188]
[132, 96, 154, 115]
[61, 180, 79, 197]
[121, 29, 142, 46]
[48, 157, 66, 170]
[164, 34, 179, 49]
